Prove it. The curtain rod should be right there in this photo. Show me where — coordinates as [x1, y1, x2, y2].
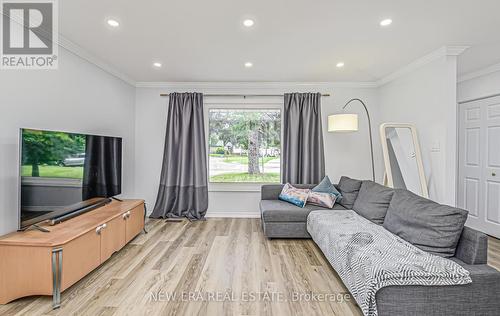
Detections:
[159, 93, 331, 97]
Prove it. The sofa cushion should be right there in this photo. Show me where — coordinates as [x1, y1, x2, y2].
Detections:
[312, 176, 342, 202]
[260, 200, 346, 222]
[308, 191, 336, 209]
[353, 181, 394, 224]
[337, 176, 362, 209]
[261, 184, 317, 200]
[278, 183, 310, 208]
[383, 189, 468, 257]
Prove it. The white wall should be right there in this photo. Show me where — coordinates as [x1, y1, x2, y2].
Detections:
[0, 48, 136, 235]
[378, 56, 458, 205]
[458, 69, 500, 103]
[134, 84, 380, 216]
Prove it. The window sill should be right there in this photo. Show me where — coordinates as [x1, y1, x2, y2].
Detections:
[21, 177, 83, 187]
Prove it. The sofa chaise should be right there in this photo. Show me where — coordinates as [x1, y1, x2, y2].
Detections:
[259, 178, 500, 316]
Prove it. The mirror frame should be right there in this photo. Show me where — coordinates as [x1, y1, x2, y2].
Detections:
[379, 123, 429, 198]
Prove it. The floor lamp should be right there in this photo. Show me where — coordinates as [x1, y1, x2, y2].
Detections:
[328, 98, 375, 181]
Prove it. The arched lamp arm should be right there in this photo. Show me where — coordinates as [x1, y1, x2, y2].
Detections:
[343, 98, 375, 182]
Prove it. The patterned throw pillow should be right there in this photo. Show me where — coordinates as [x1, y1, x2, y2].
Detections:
[312, 176, 343, 202]
[307, 191, 336, 209]
[279, 183, 310, 208]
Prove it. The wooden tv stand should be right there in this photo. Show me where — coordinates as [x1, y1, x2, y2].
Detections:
[0, 199, 145, 309]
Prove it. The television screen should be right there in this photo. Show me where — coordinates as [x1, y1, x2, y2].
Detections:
[19, 128, 122, 229]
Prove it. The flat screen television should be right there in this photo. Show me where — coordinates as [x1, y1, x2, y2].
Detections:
[19, 128, 122, 230]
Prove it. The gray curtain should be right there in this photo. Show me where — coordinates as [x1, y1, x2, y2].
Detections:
[150, 92, 208, 220]
[282, 92, 325, 184]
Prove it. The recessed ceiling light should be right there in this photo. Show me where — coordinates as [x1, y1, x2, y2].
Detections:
[107, 19, 120, 27]
[244, 62, 253, 68]
[243, 19, 255, 27]
[336, 62, 345, 68]
[380, 18, 392, 26]
[153, 62, 162, 68]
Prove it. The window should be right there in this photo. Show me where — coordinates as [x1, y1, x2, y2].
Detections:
[208, 108, 281, 183]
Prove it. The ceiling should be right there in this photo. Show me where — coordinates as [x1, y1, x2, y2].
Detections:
[59, 0, 500, 82]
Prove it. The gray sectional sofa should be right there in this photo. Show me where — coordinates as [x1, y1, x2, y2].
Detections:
[259, 178, 500, 316]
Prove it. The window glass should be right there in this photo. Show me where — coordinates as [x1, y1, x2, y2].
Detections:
[208, 109, 281, 183]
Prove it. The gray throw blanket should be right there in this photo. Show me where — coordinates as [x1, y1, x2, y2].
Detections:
[307, 210, 472, 316]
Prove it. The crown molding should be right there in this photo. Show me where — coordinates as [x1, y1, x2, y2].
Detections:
[458, 62, 500, 83]
[377, 46, 469, 87]
[444, 46, 470, 56]
[134, 81, 378, 89]
[57, 36, 136, 87]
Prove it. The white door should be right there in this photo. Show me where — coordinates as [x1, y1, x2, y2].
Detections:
[458, 96, 500, 238]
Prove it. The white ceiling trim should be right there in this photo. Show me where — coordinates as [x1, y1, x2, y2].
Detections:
[58, 36, 136, 86]
[445, 46, 471, 56]
[135, 81, 378, 90]
[458, 62, 500, 83]
[377, 46, 469, 87]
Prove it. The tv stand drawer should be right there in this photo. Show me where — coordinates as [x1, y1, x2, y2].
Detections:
[100, 215, 126, 263]
[61, 229, 101, 291]
[125, 204, 145, 243]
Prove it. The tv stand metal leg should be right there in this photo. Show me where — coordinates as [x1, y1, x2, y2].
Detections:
[143, 204, 148, 234]
[20, 224, 50, 233]
[51, 247, 63, 309]
[33, 224, 50, 233]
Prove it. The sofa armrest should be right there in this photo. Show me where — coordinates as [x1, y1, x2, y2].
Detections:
[261, 185, 285, 200]
[454, 226, 488, 265]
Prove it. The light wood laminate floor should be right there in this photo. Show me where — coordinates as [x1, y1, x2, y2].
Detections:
[0, 218, 499, 316]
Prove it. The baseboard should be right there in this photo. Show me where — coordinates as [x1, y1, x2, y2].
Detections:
[205, 211, 260, 218]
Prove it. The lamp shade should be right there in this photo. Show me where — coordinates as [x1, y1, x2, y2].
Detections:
[328, 114, 359, 132]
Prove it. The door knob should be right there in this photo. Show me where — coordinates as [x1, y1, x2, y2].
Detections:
[493, 172, 497, 177]
[122, 213, 128, 219]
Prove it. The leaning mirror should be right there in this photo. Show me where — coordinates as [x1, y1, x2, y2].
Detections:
[380, 123, 429, 198]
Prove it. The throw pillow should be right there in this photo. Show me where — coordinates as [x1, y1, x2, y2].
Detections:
[352, 181, 394, 224]
[307, 191, 336, 209]
[383, 189, 468, 257]
[279, 183, 310, 208]
[337, 176, 362, 209]
[312, 176, 342, 202]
